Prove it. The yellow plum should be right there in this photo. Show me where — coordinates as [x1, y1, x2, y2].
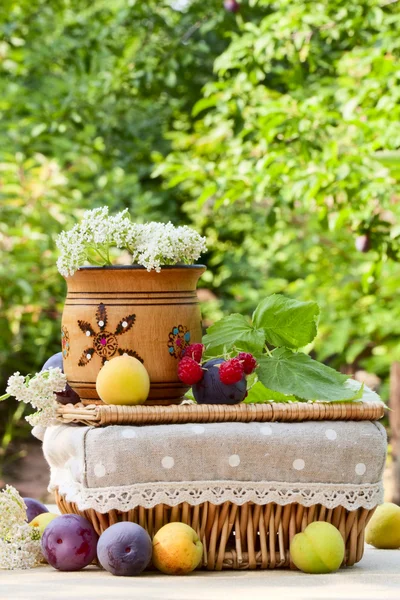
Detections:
[29, 513, 60, 536]
[96, 354, 150, 405]
[152, 522, 203, 575]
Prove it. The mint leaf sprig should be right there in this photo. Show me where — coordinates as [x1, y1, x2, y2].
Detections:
[203, 294, 363, 403]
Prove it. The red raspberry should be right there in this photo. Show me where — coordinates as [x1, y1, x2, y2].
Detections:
[219, 358, 244, 385]
[183, 343, 204, 363]
[238, 352, 258, 375]
[178, 357, 204, 385]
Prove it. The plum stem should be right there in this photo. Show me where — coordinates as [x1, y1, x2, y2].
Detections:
[0, 393, 10, 402]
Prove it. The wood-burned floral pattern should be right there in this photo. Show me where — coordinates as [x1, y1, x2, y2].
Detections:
[61, 326, 70, 359]
[168, 325, 191, 359]
[77, 303, 143, 366]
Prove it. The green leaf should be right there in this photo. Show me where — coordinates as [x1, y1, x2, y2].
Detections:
[192, 96, 218, 117]
[374, 151, 400, 179]
[345, 339, 369, 365]
[203, 314, 265, 356]
[252, 294, 320, 349]
[317, 318, 352, 362]
[183, 388, 195, 402]
[244, 381, 297, 404]
[256, 348, 363, 402]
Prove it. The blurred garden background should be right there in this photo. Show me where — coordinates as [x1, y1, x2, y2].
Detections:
[1, 0, 400, 500]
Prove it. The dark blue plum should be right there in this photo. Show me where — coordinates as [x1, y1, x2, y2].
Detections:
[41, 514, 98, 571]
[41, 352, 64, 372]
[97, 522, 152, 576]
[23, 498, 49, 522]
[193, 358, 247, 405]
[41, 352, 80, 405]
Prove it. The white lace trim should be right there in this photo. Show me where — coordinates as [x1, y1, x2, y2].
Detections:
[52, 480, 384, 513]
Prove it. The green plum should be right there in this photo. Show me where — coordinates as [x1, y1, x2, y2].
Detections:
[290, 522, 345, 574]
[366, 503, 400, 549]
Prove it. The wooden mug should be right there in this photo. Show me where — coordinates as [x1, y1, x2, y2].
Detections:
[61, 265, 206, 405]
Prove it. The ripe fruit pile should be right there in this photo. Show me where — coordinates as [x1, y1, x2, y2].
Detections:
[177, 345, 257, 405]
[24, 497, 203, 576]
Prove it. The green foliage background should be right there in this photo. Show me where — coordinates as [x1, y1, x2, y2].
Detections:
[1, 0, 400, 461]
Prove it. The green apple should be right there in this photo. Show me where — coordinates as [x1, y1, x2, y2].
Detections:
[290, 522, 345, 574]
[152, 522, 203, 575]
[29, 512, 59, 536]
[366, 503, 400, 549]
[96, 354, 150, 405]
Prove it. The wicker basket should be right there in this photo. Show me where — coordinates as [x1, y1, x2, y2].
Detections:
[55, 491, 374, 570]
[54, 401, 384, 570]
[56, 401, 385, 427]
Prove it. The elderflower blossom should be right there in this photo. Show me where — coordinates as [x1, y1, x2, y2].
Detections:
[0, 486, 42, 570]
[5, 368, 67, 427]
[56, 207, 207, 277]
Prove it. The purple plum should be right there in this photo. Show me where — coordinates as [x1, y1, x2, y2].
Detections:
[355, 234, 370, 253]
[97, 522, 152, 577]
[23, 498, 49, 523]
[41, 514, 98, 571]
[224, 0, 240, 13]
[193, 358, 247, 405]
[41, 352, 80, 405]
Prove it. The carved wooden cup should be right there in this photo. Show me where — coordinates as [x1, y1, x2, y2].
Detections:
[61, 265, 205, 405]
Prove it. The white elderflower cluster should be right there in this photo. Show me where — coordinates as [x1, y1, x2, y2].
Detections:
[128, 221, 207, 272]
[56, 207, 207, 276]
[4, 368, 67, 427]
[0, 486, 42, 570]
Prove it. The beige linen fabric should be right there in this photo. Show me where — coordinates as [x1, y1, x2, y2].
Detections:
[43, 420, 386, 512]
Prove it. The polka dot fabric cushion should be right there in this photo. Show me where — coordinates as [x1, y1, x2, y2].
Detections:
[82, 421, 386, 487]
[43, 420, 387, 512]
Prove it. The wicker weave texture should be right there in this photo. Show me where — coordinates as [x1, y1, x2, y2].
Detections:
[56, 401, 384, 427]
[55, 491, 374, 570]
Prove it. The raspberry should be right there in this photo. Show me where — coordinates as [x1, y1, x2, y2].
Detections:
[183, 343, 204, 363]
[177, 357, 204, 385]
[238, 352, 257, 375]
[219, 358, 244, 385]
